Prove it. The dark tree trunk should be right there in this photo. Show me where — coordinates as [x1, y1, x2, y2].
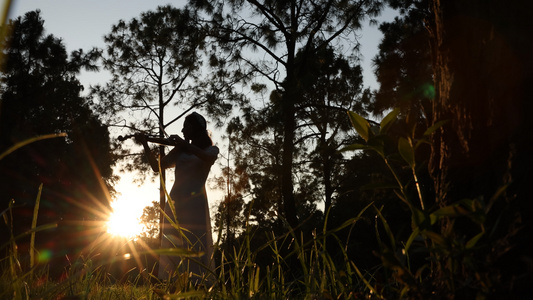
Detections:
[428, 0, 533, 294]
[429, 0, 529, 204]
[281, 89, 299, 230]
[158, 145, 166, 244]
[280, 27, 300, 229]
[323, 157, 333, 216]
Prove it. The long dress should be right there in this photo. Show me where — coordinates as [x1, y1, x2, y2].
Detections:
[157, 144, 218, 282]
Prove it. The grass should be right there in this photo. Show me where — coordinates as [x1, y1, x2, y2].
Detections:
[0, 131, 414, 299]
[1, 202, 376, 299]
[0, 167, 378, 300]
[0, 135, 376, 299]
[1, 115, 516, 299]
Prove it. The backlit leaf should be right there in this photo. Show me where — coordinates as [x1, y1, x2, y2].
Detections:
[423, 120, 448, 137]
[380, 108, 399, 134]
[347, 111, 370, 141]
[398, 137, 415, 168]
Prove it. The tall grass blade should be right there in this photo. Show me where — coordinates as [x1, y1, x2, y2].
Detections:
[30, 183, 43, 273]
[374, 205, 396, 252]
[0, 133, 67, 161]
[0, 0, 13, 66]
[350, 261, 382, 298]
[0, 223, 57, 252]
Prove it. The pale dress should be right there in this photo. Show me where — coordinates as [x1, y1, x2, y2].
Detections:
[157, 145, 218, 282]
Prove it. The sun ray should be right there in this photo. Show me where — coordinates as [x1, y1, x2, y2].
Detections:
[106, 189, 151, 239]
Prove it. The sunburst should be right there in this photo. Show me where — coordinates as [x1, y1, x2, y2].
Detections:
[106, 192, 146, 239]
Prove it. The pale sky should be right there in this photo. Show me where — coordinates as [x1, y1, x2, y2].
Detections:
[8, 0, 395, 89]
[6, 0, 396, 228]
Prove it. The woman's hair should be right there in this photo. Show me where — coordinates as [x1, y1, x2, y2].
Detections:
[185, 112, 213, 149]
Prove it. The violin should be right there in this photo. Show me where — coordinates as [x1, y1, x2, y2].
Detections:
[117, 134, 180, 146]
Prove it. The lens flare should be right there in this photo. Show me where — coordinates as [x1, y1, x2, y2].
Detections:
[38, 249, 53, 263]
[422, 82, 435, 99]
[106, 194, 145, 238]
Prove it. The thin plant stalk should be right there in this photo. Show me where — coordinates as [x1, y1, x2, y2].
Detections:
[30, 183, 43, 276]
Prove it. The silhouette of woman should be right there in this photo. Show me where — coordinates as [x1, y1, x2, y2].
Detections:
[137, 112, 218, 283]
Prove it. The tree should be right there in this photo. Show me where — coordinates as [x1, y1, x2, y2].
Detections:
[297, 45, 369, 214]
[191, 0, 384, 229]
[0, 10, 115, 263]
[93, 5, 221, 242]
[371, 0, 433, 127]
[138, 201, 161, 247]
[370, 1, 434, 207]
[224, 102, 285, 232]
[213, 48, 369, 249]
[212, 194, 247, 248]
[425, 0, 533, 296]
[210, 125, 251, 247]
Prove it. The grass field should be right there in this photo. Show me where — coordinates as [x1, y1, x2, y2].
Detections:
[1, 199, 376, 299]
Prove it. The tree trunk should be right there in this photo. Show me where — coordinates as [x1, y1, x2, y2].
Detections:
[429, 0, 527, 204]
[428, 0, 533, 294]
[429, 0, 533, 204]
[281, 27, 300, 229]
[158, 145, 166, 244]
[281, 91, 299, 229]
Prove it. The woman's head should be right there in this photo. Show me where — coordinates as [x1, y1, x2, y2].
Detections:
[185, 112, 206, 131]
[182, 112, 212, 148]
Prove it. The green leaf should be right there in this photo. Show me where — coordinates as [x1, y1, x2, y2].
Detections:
[398, 137, 415, 168]
[423, 120, 448, 137]
[165, 290, 207, 299]
[404, 227, 421, 252]
[374, 205, 396, 252]
[380, 108, 399, 134]
[370, 125, 380, 137]
[347, 111, 370, 141]
[411, 207, 427, 230]
[149, 248, 203, 257]
[414, 137, 431, 150]
[431, 204, 470, 218]
[379, 248, 417, 287]
[367, 135, 386, 156]
[0, 223, 58, 251]
[253, 267, 260, 295]
[350, 261, 382, 297]
[423, 231, 447, 247]
[486, 184, 508, 213]
[466, 232, 484, 249]
[414, 120, 448, 149]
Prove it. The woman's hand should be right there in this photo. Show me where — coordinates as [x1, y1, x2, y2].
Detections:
[134, 133, 148, 145]
[169, 135, 188, 148]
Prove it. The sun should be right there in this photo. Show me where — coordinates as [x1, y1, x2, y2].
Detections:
[106, 192, 145, 238]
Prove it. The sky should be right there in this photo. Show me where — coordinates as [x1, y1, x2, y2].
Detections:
[8, 0, 396, 89]
[7, 0, 397, 229]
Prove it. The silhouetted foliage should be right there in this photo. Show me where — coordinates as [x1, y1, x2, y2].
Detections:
[93, 5, 209, 168]
[297, 45, 370, 215]
[2, 2, 530, 298]
[138, 200, 159, 243]
[93, 5, 220, 242]
[340, 1, 533, 297]
[191, 0, 385, 229]
[372, 0, 433, 127]
[0, 11, 115, 268]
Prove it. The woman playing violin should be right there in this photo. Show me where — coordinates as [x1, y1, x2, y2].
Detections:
[136, 112, 218, 283]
